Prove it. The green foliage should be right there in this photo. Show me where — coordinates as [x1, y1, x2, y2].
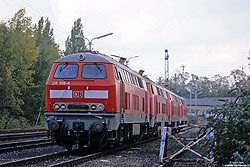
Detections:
[0, 9, 39, 128]
[0, 112, 31, 129]
[157, 68, 249, 98]
[64, 18, 86, 55]
[187, 115, 198, 124]
[22, 17, 59, 122]
[0, 9, 60, 128]
[206, 86, 250, 166]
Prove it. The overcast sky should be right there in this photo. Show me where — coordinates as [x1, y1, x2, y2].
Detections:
[1, 0, 250, 81]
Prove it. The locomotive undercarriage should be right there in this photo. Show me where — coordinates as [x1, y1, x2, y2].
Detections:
[45, 112, 180, 150]
[48, 122, 154, 150]
[45, 112, 154, 150]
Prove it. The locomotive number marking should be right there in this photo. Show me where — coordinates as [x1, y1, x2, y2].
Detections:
[52, 81, 70, 85]
[73, 91, 83, 98]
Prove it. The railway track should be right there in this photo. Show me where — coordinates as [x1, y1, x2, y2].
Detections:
[0, 130, 48, 141]
[0, 138, 53, 153]
[0, 128, 45, 134]
[164, 125, 208, 167]
[0, 137, 159, 167]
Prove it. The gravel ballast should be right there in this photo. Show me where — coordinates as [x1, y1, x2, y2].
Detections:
[0, 127, 207, 167]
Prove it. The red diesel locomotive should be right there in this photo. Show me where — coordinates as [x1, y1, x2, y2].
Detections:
[45, 51, 187, 150]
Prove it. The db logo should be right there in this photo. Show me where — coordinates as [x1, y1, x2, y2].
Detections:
[73, 91, 83, 98]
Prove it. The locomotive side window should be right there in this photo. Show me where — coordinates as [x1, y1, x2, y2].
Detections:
[163, 90, 168, 99]
[142, 80, 147, 91]
[125, 70, 129, 83]
[152, 85, 158, 95]
[126, 71, 131, 84]
[134, 76, 139, 87]
[129, 73, 135, 85]
[114, 67, 119, 80]
[160, 89, 164, 97]
[82, 64, 107, 79]
[182, 99, 186, 105]
[121, 69, 126, 82]
[132, 75, 136, 86]
[156, 87, 160, 96]
[54, 64, 79, 79]
[117, 68, 126, 82]
[151, 85, 155, 94]
[124, 70, 129, 83]
[169, 94, 173, 101]
[137, 77, 144, 89]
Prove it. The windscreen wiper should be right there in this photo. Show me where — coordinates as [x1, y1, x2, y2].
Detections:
[94, 62, 102, 72]
[59, 62, 68, 73]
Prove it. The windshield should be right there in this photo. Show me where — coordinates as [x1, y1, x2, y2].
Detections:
[54, 64, 79, 78]
[82, 64, 107, 79]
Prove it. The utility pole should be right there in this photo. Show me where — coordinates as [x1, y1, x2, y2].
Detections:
[186, 86, 202, 113]
[181, 64, 186, 94]
[187, 85, 193, 113]
[181, 64, 186, 74]
[194, 88, 203, 111]
[164, 49, 169, 82]
[248, 50, 250, 68]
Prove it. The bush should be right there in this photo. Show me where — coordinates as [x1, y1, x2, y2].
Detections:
[206, 87, 250, 166]
[0, 113, 31, 129]
[187, 115, 199, 124]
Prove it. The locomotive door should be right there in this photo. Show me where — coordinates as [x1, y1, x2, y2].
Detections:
[145, 91, 148, 115]
[117, 69, 125, 114]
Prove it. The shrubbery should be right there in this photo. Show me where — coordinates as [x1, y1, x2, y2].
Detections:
[206, 86, 250, 166]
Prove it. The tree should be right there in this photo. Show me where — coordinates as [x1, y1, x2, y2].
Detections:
[22, 17, 60, 122]
[0, 9, 39, 128]
[229, 69, 249, 88]
[159, 71, 190, 97]
[64, 18, 86, 55]
[0, 23, 17, 128]
[209, 74, 230, 97]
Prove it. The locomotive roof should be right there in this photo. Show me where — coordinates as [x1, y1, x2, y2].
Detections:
[56, 51, 183, 99]
[143, 76, 183, 99]
[55, 51, 144, 79]
[55, 52, 115, 63]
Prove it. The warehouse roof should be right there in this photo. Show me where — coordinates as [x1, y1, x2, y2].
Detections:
[184, 97, 236, 106]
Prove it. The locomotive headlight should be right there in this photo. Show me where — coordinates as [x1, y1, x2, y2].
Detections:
[97, 104, 105, 111]
[54, 104, 60, 110]
[91, 104, 97, 110]
[61, 104, 66, 110]
[78, 54, 85, 61]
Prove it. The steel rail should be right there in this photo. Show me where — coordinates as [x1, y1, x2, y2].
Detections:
[0, 151, 70, 167]
[0, 137, 158, 167]
[0, 131, 48, 141]
[0, 128, 45, 134]
[0, 139, 53, 153]
[50, 137, 159, 167]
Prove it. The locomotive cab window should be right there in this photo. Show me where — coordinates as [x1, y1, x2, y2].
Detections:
[54, 63, 79, 79]
[82, 63, 107, 79]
